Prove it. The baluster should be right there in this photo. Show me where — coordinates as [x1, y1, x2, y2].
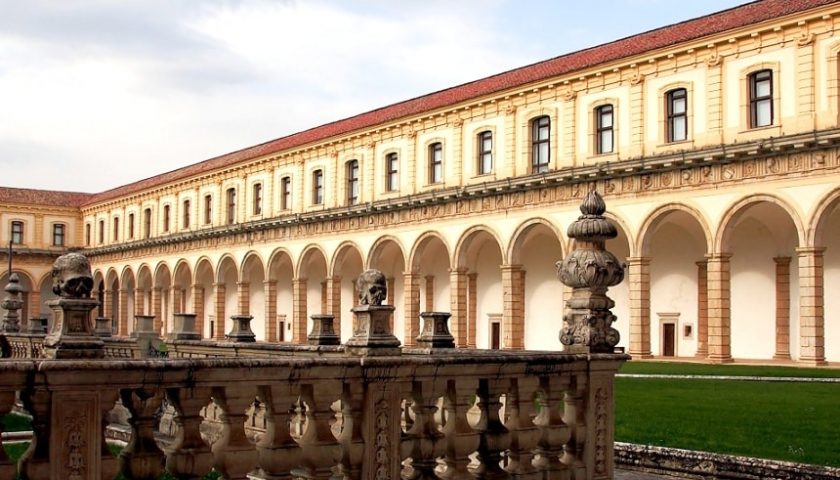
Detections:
[400, 379, 446, 480]
[252, 383, 301, 480]
[501, 377, 540, 479]
[210, 384, 259, 479]
[0, 389, 17, 479]
[439, 378, 478, 480]
[164, 386, 214, 479]
[100, 390, 122, 480]
[291, 383, 340, 479]
[18, 386, 51, 480]
[532, 376, 571, 477]
[471, 379, 510, 480]
[561, 373, 588, 480]
[119, 388, 165, 479]
[333, 381, 364, 480]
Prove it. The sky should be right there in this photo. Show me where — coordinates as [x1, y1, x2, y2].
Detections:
[0, 0, 749, 193]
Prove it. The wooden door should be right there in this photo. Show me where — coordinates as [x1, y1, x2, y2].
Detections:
[663, 323, 675, 357]
[491, 322, 501, 350]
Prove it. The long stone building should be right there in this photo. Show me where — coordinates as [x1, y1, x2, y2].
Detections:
[3, 0, 840, 364]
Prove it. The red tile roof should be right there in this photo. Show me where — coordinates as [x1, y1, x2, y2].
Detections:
[0, 187, 92, 208]
[76, 0, 837, 206]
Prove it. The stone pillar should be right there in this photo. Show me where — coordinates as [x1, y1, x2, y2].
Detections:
[192, 285, 205, 339]
[424, 275, 435, 311]
[133, 288, 145, 316]
[102, 288, 112, 323]
[325, 276, 342, 332]
[237, 281, 249, 316]
[797, 247, 826, 365]
[403, 272, 421, 347]
[151, 287, 163, 336]
[118, 288, 129, 336]
[695, 261, 709, 358]
[293, 278, 308, 344]
[773, 257, 792, 360]
[467, 273, 478, 348]
[213, 283, 226, 340]
[627, 257, 652, 358]
[501, 265, 525, 350]
[28, 289, 41, 323]
[449, 268, 468, 347]
[386, 277, 395, 331]
[706, 253, 732, 363]
[172, 288, 183, 315]
[264, 280, 277, 342]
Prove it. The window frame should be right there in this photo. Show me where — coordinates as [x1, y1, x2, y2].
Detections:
[252, 183, 263, 216]
[312, 169, 324, 205]
[52, 223, 65, 247]
[204, 194, 213, 225]
[749, 69, 773, 128]
[428, 142, 443, 184]
[477, 130, 493, 175]
[128, 213, 135, 239]
[143, 208, 152, 239]
[385, 153, 398, 192]
[163, 204, 171, 232]
[113, 217, 120, 242]
[346, 159, 360, 205]
[85, 223, 91, 246]
[666, 88, 688, 143]
[183, 199, 191, 229]
[10, 221, 24, 245]
[98, 220, 105, 244]
[595, 104, 614, 154]
[280, 176, 292, 210]
[226, 188, 236, 225]
[531, 116, 550, 173]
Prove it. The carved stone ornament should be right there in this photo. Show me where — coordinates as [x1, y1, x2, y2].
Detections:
[555, 190, 624, 353]
[356, 269, 387, 306]
[44, 253, 104, 359]
[345, 269, 400, 356]
[51, 252, 94, 298]
[1, 273, 24, 332]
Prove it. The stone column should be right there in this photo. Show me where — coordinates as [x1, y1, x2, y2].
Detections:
[706, 253, 732, 363]
[213, 283, 226, 339]
[627, 257, 652, 358]
[151, 287, 163, 336]
[191, 285, 205, 339]
[325, 276, 342, 332]
[172, 288, 183, 315]
[403, 272, 421, 347]
[467, 272, 478, 348]
[292, 278, 308, 344]
[118, 288, 129, 336]
[28, 289, 41, 324]
[773, 257, 792, 360]
[449, 268, 468, 347]
[264, 280, 277, 342]
[102, 288, 112, 322]
[797, 247, 826, 365]
[386, 277, 395, 331]
[501, 265, 525, 350]
[237, 281, 249, 316]
[133, 288, 145, 316]
[695, 260, 709, 358]
[424, 275, 435, 311]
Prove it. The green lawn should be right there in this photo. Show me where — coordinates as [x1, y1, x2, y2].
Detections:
[615, 377, 840, 467]
[619, 361, 840, 378]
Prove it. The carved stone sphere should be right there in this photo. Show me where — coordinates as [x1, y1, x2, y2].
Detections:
[356, 269, 387, 306]
[52, 252, 94, 298]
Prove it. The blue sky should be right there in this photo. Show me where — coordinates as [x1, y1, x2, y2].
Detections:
[0, 0, 747, 192]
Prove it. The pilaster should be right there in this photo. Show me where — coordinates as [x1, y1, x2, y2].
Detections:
[695, 260, 708, 358]
[264, 280, 277, 342]
[467, 272, 478, 348]
[796, 247, 826, 365]
[706, 253, 732, 363]
[403, 273, 420, 347]
[213, 283, 226, 340]
[292, 278, 308, 345]
[627, 257, 652, 358]
[191, 285, 205, 339]
[449, 268, 468, 347]
[152, 287, 163, 336]
[773, 257, 792, 360]
[325, 276, 342, 334]
[118, 288, 129, 336]
[501, 265, 525, 350]
[237, 281, 249, 316]
[424, 275, 435, 312]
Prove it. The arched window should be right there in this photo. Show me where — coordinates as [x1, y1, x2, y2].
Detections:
[531, 116, 550, 173]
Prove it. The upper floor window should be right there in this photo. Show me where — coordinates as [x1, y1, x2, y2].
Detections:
[128, 213, 135, 239]
[595, 105, 614, 154]
[183, 199, 191, 228]
[226, 188, 236, 225]
[204, 194, 212, 224]
[85, 224, 91, 246]
[98, 220, 105, 244]
[346, 160, 360, 205]
[10, 221, 23, 245]
[52, 223, 65, 247]
[385, 153, 398, 192]
[531, 116, 550, 173]
[163, 205, 171, 232]
[113, 217, 120, 241]
[749, 69, 773, 128]
[280, 176, 292, 210]
[253, 183, 263, 215]
[312, 169, 324, 205]
[143, 208, 152, 239]
[478, 131, 493, 175]
[666, 88, 687, 142]
[429, 142, 443, 184]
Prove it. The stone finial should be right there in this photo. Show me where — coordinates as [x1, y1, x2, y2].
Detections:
[345, 269, 400, 356]
[1, 273, 24, 332]
[356, 269, 387, 306]
[555, 190, 624, 353]
[51, 252, 94, 298]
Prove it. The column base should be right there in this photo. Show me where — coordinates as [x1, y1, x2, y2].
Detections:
[628, 350, 653, 360]
[707, 355, 733, 364]
[695, 351, 708, 359]
[772, 353, 792, 361]
[798, 358, 828, 366]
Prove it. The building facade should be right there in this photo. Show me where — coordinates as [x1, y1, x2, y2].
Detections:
[4, 0, 840, 364]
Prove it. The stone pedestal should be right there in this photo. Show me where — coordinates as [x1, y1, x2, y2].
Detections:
[416, 312, 455, 349]
[345, 305, 400, 356]
[27, 317, 48, 335]
[168, 313, 201, 341]
[132, 315, 157, 338]
[94, 317, 112, 337]
[308, 314, 339, 346]
[225, 315, 256, 343]
[43, 297, 104, 359]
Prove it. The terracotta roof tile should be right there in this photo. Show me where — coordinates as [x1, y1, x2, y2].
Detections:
[81, 0, 837, 207]
[0, 187, 92, 208]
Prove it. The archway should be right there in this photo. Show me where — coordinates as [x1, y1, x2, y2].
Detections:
[267, 249, 294, 342]
[216, 256, 238, 339]
[454, 227, 504, 349]
[331, 243, 364, 342]
[297, 246, 328, 344]
[194, 258, 215, 339]
[241, 253, 266, 341]
[367, 237, 407, 344]
[408, 233, 451, 345]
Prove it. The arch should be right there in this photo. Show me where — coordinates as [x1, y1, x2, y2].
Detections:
[37, 271, 53, 293]
[637, 202, 713, 256]
[408, 231, 451, 273]
[267, 247, 294, 280]
[453, 225, 506, 269]
[240, 250, 266, 279]
[330, 241, 365, 277]
[92, 269, 105, 288]
[120, 266, 136, 287]
[215, 254, 238, 284]
[808, 187, 840, 247]
[507, 217, 564, 265]
[173, 259, 193, 282]
[152, 261, 172, 286]
[136, 264, 153, 289]
[296, 244, 329, 278]
[715, 194, 806, 253]
[105, 268, 120, 287]
[366, 235, 407, 270]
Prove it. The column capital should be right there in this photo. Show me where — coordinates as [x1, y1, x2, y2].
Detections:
[292, 277, 308, 283]
[772, 256, 792, 265]
[795, 246, 826, 256]
[626, 256, 651, 265]
[263, 279, 277, 287]
[448, 267, 467, 275]
[705, 252, 732, 261]
[695, 259, 708, 268]
[499, 264, 523, 272]
[212, 282, 225, 289]
[236, 281, 250, 287]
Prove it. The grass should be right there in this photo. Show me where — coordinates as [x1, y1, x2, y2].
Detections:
[619, 361, 840, 378]
[2, 413, 31, 433]
[615, 377, 840, 467]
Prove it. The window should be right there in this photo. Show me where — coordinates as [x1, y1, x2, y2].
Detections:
[429, 142, 443, 184]
[595, 105, 614, 154]
[128, 213, 135, 239]
[52, 224, 65, 247]
[749, 69, 773, 128]
[666, 89, 687, 142]
[85, 224, 91, 246]
[113, 217, 120, 241]
[312, 169, 324, 205]
[346, 160, 360, 205]
[204, 195, 212, 224]
[98, 220, 104, 244]
[478, 131, 493, 175]
[163, 205, 171, 232]
[385, 153, 398, 192]
[531, 116, 550, 173]
[253, 183, 263, 215]
[143, 208, 152, 239]
[183, 199, 191, 228]
[10, 221, 23, 244]
[280, 176, 292, 210]
[226, 188, 236, 224]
